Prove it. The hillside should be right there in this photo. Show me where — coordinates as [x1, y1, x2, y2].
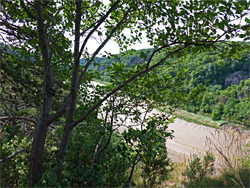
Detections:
[82, 47, 250, 127]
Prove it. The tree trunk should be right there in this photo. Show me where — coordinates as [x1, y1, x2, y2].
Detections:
[29, 117, 49, 186]
[56, 126, 73, 181]
[29, 1, 54, 186]
[56, 0, 82, 181]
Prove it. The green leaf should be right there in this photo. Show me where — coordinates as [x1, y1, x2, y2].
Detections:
[97, 31, 102, 36]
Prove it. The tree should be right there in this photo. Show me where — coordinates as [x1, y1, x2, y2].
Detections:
[211, 103, 224, 121]
[0, 0, 249, 186]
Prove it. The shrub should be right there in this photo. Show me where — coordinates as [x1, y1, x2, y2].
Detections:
[211, 103, 224, 120]
[141, 145, 173, 187]
[183, 152, 215, 187]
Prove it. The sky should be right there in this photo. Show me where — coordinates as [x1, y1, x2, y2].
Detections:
[0, 23, 152, 56]
[67, 0, 153, 56]
[80, 31, 152, 56]
[1, 0, 248, 57]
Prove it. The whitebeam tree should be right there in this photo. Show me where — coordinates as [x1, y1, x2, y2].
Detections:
[0, 0, 249, 186]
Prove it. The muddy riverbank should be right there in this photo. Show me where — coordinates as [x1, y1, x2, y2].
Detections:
[166, 117, 250, 170]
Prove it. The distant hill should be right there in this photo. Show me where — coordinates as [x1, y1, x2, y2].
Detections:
[80, 46, 250, 127]
[80, 48, 154, 81]
[81, 46, 250, 88]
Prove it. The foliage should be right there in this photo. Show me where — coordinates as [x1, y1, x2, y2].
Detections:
[219, 168, 250, 187]
[185, 167, 250, 187]
[1, 0, 250, 187]
[169, 47, 250, 126]
[182, 167, 249, 187]
[0, 135, 31, 187]
[182, 142, 250, 188]
[141, 144, 173, 187]
[183, 152, 215, 187]
[97, 46, 250, 126]
[240, 141, 250, 168]
[211, 102, 224, 120]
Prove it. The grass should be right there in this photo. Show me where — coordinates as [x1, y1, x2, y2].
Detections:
[159, 106, 249, 130]
[159, 156, 250, 188]
[161, 162, 187, 187]
[182, 167, 250, 187]
[159, 106, 223, 129]
[174, 109, 250, 130]
[132, 162, 187, 187]
[93, 79, 111, 85]
[175, 109, 223, 129]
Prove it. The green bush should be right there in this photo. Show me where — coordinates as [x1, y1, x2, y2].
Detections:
[0, 136, 31, 187]
[211, 102, 224, 120]
[189, 168, 250, 187]
[141, 144, 173, 187]
[182, 143, 250, 188]
[218, 168, 250, 187]
[183, 152, 215, 187]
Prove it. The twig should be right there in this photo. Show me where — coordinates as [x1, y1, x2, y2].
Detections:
[0, 149, 25, 163]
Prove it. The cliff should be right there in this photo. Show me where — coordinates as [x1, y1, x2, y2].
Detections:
[225, 70, 249, 87]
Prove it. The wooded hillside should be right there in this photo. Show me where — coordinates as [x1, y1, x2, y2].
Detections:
[88, 45, 250, 127]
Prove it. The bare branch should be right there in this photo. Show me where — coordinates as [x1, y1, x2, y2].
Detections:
[0, 150, 25, 163]
[70, 45, 188, 128]
[0, 116, 36, 125]
[20, 0, 36, 20]
[77, 7, 130, 87]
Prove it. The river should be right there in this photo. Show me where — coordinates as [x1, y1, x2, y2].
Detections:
[92, 81, 250, 169]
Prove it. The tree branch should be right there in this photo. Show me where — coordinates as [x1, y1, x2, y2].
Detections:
[47, 97, 71, 125]
[0, 150, 25, 163]
[0, 116, 36, 125]
[80, 20, 99, 36]
[47, 6, 64, 47]
[96, 96, 115, 162]
[74, 0, 121, 84]
[36, 1, 50, 71]
[20, 0, 37, 20]
[77, 7, 130, 87]
[70, 45, 188, 128]
[126, 150, 142, 188]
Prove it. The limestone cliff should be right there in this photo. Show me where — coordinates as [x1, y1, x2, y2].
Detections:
[225, 70, 249, 87]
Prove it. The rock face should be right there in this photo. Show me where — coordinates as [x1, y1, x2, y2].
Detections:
[225, 70, 249, 87]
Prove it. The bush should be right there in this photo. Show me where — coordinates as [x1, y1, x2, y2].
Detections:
[183, 152, 215, 187]
[211, 103, 224, 120]
[187, 167, 250, 187]
[141, 145, 173, 187]
[218, 168, 250, 187]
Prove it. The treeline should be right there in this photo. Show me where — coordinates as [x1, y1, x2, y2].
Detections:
[80, 49, 154, 81]
[175, 50, 250, 127]
[91, 46, 250, 127]
[186, 80, 250, 126]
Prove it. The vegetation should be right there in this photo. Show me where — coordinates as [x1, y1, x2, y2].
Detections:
[97, 46, 250, 127]
[181, 142, 250, 188]
[183, 152, 215, 187]
[177, 48, 250, 127]
[0, 0, 250, 187]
